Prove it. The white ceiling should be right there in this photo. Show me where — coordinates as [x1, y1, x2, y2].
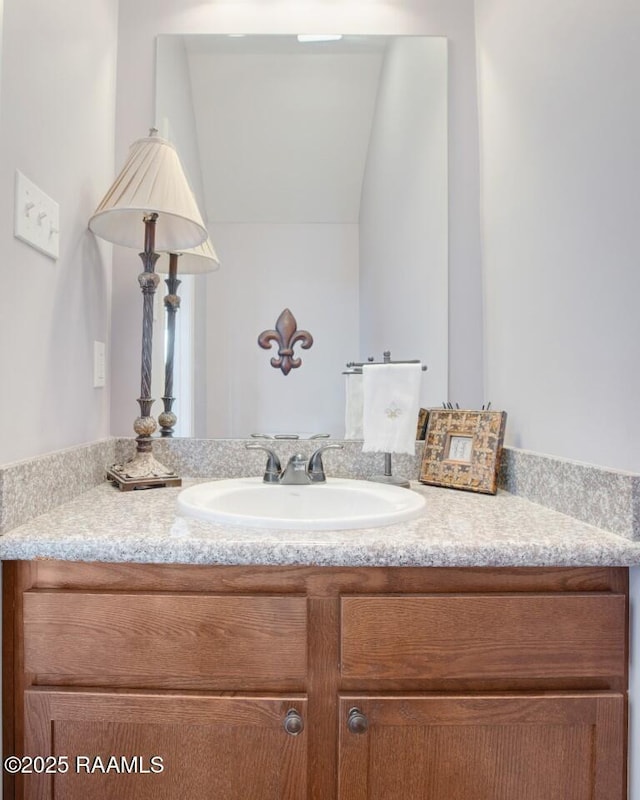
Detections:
[184, 36, 386, 224]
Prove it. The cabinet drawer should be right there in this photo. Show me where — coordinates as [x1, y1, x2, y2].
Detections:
[340, 593, 626, 681]
[24, 591, 307, 689]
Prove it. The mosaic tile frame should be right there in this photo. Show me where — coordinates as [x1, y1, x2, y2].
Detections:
[420, 409, 507, 495]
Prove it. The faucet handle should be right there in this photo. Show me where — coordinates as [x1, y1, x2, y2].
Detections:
[308, 443, 344, 483]
[245, 443, 282, 483]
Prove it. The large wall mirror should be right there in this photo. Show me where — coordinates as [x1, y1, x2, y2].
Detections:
[154, 34, 448, 438]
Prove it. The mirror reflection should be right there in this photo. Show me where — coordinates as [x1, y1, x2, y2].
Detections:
[154, 34, 448, 438]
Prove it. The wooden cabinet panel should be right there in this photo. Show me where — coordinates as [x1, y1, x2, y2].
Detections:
[23, 592, 307, 689]
[4, 563, 629, 800]
[24, 689, 307, 800]
[337, 693, 625, 800]
[341, 593, 626, 680]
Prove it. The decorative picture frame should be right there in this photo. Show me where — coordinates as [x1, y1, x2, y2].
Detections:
[416, 408, 430, 441]
[419, 409, 507, 494]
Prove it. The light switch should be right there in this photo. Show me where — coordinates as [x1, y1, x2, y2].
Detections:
[14, 170, 60, 260]
[94, 341, 106, 388]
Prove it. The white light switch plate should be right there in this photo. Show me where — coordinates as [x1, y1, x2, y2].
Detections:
[14, 170, 60, 259]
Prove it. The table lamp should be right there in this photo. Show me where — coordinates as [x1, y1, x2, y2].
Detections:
[89, 130, 207, 489]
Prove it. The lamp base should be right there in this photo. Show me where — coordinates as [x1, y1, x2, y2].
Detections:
[107, 451, 181, 491]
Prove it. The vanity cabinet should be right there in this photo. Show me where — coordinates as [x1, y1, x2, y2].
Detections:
[3, 562, 628, 800]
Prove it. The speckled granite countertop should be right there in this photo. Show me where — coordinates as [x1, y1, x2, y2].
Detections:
[1, 479, 639, 567]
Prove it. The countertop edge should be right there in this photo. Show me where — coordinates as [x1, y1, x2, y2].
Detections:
[1, 480, 639, 568]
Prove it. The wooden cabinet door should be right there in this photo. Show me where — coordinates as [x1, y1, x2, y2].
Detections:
[338, 693, 625, 800]
[23, 689, 307, 800]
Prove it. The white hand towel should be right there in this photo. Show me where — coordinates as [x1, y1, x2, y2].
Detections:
[344, 373, 364, 439]
[362, 363, 422, 454]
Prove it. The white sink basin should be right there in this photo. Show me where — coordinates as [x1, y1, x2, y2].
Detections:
[177, 477, 426, 530]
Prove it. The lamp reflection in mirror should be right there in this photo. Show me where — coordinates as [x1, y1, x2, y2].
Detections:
[89, 130, 207, 489]
[157, 237, 220, 437]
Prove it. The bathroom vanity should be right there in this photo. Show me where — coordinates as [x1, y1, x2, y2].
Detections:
[1, 476, 636, 800]
[3, 559, 628, 800]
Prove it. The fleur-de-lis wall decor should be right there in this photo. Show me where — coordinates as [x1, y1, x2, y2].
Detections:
[258, 308, 314, 375]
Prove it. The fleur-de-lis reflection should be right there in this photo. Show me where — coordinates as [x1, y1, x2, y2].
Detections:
[258, 308, 314, 375]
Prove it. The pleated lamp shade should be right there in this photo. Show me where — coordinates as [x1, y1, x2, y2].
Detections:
[89, 131, 207, 252]
[158, 236, 221, 275]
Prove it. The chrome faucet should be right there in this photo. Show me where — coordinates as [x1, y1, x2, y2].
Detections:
[245, 444, 281, 483]
[280, 453, 311, 484]
[246, 443, 343, 484]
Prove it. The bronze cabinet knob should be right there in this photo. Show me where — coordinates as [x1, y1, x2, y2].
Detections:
[283, 708, 304, 736]
[347, 707, 369, 735]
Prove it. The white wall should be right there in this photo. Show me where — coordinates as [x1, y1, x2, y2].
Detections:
[204, 222, 359, 438]
[360, 37, 448, 408]
[0, 0, 118, 464]
[111, 0, 484, 435]
[155, 36, 207, 214]
[477, 0, 640, 473]
[475, 1, 640, 796]
[187, 46, 383, 225]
